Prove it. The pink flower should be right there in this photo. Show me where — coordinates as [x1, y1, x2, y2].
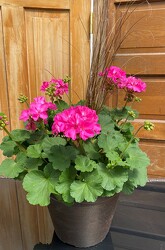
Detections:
[99, 66, 126, 83]
[106, 66, 126, 83]
[19, 96, 57, 130]
[55, 79, 69, 97]
[125, 76, 146, 93]
[52, 106, 101, 141]
[40, 81, 49, 91]
[40, 78, 68, 98]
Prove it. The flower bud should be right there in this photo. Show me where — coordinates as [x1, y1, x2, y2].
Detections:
[135, 97, 142, 102]
[128, 111, 136, 118]
[144, 121, 155, 131]
[0, 113, 9, 129]
[18, 94, 28, 103]
[63, 76, 71, 84]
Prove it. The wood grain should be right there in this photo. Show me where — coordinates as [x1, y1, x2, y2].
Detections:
[110, 0, 165, 178]
[25, 9, 70, 101]
[70, 0, 90, 103]
[0, 0, 69, 9]
[0, 179, 23, 250]
[1, 6, 29, 129]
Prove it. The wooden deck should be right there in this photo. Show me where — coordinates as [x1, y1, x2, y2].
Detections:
[111, 182, 165, 250]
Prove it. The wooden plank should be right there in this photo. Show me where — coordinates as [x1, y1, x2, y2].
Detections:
[118, 78, 165, 118]
[113, 53, 165, 75]
[0, 179, 23, 250]
[37, 207, 54, 244]
[111, 232, 165, 250]
[16, 181, 40, 250]
[70, 0, 90, 103]
[0, 0, 69, 9]
[1, 5, 29, 129]
[140, 141, 165, 178]
[118, 5, 165, 49]
[112, 205, 165, 236]
[119, 189, 165, 210]
[25, 9, 70, 101]
[0, 8, 10, 162]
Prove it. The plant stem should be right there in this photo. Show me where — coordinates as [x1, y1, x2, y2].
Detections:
[120, 124, 144, 158]
[3, 127, 26, 152]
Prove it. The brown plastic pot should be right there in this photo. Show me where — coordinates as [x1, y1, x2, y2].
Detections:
[48, 194, 119, 248]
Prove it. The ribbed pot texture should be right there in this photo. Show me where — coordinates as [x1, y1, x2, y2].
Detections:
[48, 195, 119, 248]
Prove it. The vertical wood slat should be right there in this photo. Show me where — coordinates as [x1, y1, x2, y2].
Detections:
[1, 5, 29, 130]
[0, 179, 23, 250]
[70, 0, 90, 103]
[25, 9, 70, 102]
[16, 182, 41, 250]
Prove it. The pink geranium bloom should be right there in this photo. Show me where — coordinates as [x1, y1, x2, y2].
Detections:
[40, 81, 49, 91]
[106, 66, 126, 83]
[52, 106, 101, 141]
[40, 78, 68, 98]
[55, 79, 69, 97]
[19, 96, 57, 130]
[125, 76, 146, 93]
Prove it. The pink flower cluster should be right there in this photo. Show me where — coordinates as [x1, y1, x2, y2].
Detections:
[40, 78, 68, 97]
[99, 66, 146, 93]
[52, 106, 101, 141]
[20, 96, 57, 130]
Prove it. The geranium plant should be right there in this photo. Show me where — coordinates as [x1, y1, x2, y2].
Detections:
[0, 66, 154, 206]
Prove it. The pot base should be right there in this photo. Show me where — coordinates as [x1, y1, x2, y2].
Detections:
[48, 195, 119, 248]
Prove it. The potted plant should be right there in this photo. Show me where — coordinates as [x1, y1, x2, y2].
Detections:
[0, 65, 154, 247]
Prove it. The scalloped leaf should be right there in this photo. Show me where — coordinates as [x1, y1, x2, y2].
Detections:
[98, 114, 114, 134]
[0, 140, 17, 156]
[23, 164, 60, 206]
[42, 136, 66, 154]
[126, 147, 150, 169]
[70, 171, 103, 202]
[83, 140, 100, 160]
[47, 145, 78, 171]
[75, 155, 98, 172]
[98, 164, 128, 192]
[10, 129, 31, 142]
[55, 167, 76, 203]
[0, 159, 24, 178]
[27, 144, 42, 158]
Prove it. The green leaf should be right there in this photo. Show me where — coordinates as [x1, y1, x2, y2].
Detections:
[70, 171, 103, 202]
[83, 140, 100, 160]
[98, 164, 128, 192]
[55, 100, 69, 111]
[120, 122, 134, 133]
[27, 144, 42, 158]
[126, 147, 150, 169]
[128, 167, 148, 187]
[10, 129, 31, 142]
[42, 136, 66, 154]
[106, 151, 120, 162]
[98, 114, 114, 134]
[25, 158, 43, 170]
[98, 131, 125, 152]
[55, 167, 76, 203]
[27, 131, 46, 144]
[122, 181, 135, 194]
[47, 145, 78, 171]
[0, 140, 17, 156]
[0, 159, 24, 178]
[15, 152, 43, 171]
[75, 155, 98, 172]
[23, 165, 59, 206]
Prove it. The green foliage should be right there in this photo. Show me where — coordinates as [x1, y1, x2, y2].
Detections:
[0, 103, 151, 206]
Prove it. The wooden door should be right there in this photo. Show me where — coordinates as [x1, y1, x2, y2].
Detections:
[109, 0, 165, 179]
[0, 1, 90, 249]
